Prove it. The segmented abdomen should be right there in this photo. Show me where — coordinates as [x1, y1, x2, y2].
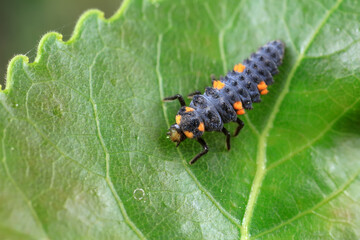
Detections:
[190, 40, 285, 131]
[225, 40, 285, 107]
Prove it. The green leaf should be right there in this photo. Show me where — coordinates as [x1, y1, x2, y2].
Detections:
[1, 0, 360, 239]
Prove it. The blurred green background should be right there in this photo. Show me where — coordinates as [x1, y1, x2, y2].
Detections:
[0, 0, 122, 87]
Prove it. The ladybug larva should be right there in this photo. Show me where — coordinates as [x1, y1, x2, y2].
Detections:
[163, 40, 285, 164]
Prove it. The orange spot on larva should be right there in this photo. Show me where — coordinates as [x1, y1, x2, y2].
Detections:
[233, 101, 243, 110]
[198, 122, 205, 132]
[237, 109, 246, 115]
[184, 131, 194, 138]
[176, 115, 181, 125]
[185, 107, 194, 112]
[257, 81, 267, 91]
[213, 80, 225, 90]
[260, 89, 269, 95]
[233, 101, 245, 115]
[234, 63, 246, 73]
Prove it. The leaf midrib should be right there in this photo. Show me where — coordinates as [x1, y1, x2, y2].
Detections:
[240, 0, 345, 239]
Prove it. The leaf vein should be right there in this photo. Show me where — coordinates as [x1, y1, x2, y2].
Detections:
[267, 96, 360, 171]
[88, 48, 147, 240]
[19, 61, 104, 177]
[1, 124, 49, 239]
[251, 170, 360, 239]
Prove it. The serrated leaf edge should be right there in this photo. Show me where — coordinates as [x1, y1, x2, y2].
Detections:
[0, 0, 132, 94]
[0, 0, 148, 239]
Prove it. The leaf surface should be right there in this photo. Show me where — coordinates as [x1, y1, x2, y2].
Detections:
[1, 0, 360, 239]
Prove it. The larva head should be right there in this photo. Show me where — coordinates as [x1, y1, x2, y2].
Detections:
[167, 124, 186, 146]
[167, 106, 205, 146]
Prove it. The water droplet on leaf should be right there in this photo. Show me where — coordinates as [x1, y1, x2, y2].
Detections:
[133, 188, 145, 200]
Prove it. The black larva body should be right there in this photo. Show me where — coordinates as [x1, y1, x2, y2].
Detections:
[164, 40, 285, 164]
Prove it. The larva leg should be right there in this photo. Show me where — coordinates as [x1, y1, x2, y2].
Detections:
[234, 118, 245, 137]
[187, 91, 201, 99]
[189, 138, 209, 165]
[222, 127, 231, 150]
[163, 94, 186, 107]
